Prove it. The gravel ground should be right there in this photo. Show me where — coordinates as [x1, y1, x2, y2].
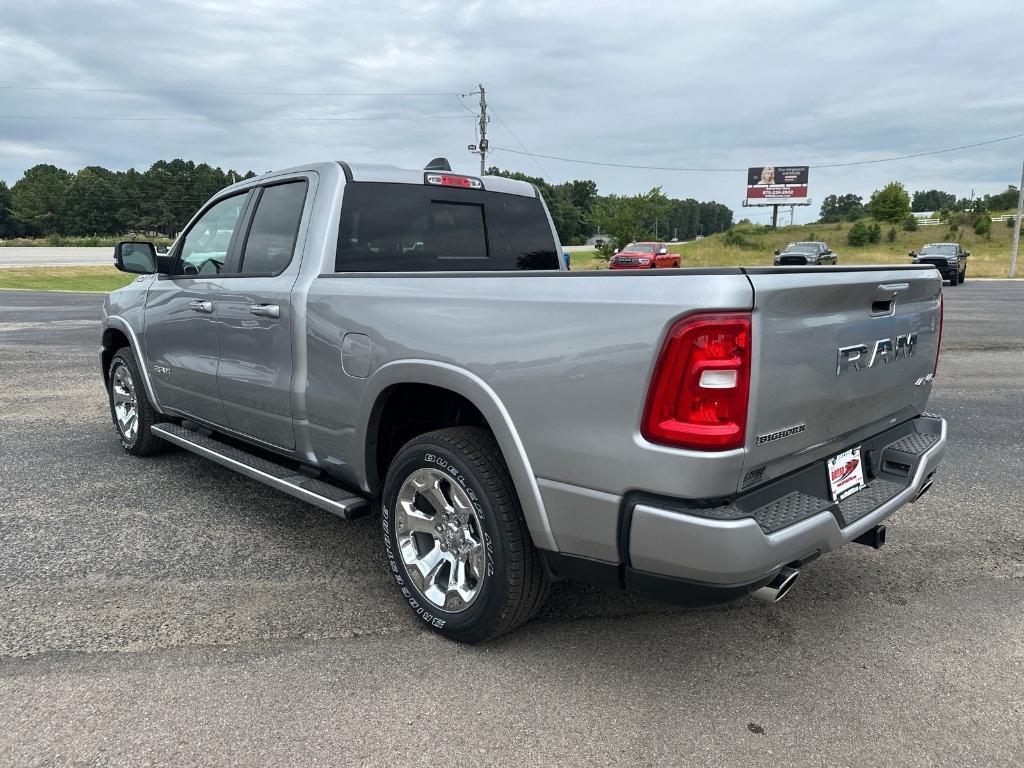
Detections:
[0, 282, 1022, 767]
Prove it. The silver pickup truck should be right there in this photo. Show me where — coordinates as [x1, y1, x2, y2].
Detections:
[102, 160, 947, 642]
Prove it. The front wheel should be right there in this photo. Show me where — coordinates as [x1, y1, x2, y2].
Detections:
[959, 268, 967, 284]
[381, 427, 549, 642]
[107, 347, 165, 456]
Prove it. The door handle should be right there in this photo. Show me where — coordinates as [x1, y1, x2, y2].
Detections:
[188, 300, 213, 314]
[249, 303, 280, 319]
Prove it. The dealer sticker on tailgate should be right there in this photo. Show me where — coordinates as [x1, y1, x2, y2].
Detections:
[828, 446, 865, 501]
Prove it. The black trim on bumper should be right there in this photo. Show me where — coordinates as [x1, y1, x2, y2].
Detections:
[539, 551, 778, 607]
[624, 568, 774, 607]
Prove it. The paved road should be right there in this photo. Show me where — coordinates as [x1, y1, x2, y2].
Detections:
[0, 246, 112, 267]
[1, 283, 1022, 766]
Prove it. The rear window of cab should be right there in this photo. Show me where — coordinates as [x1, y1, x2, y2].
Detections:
[335, 182, 559, 272]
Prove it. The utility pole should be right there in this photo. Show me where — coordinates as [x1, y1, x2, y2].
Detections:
[1010, 159, 1024, 278]
[466, 84, 489, 175]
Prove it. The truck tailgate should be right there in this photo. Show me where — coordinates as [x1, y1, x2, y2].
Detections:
[740, 266, 942, 490]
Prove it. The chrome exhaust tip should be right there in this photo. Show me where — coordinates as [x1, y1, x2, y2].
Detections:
[752, 566, 800, 605]
[912, 478, 934, 502]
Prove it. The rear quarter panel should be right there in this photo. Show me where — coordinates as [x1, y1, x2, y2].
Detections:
[303, 271, 754, 503]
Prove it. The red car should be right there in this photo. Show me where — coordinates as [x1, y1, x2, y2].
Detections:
[608, 241, 680, 270]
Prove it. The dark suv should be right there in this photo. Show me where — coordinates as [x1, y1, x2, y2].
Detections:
[910, 243, 968, 286]
[774, 241, 837, 266]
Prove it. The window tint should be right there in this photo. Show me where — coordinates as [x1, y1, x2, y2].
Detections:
[336, 182, 558, 272]
[240, 181, 308, 275]
[176, 193, 248, 276]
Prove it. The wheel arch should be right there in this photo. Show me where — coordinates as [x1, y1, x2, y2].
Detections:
[358, 360, 557, 551]
[102, 316, 163, 413]
[101, 327, 131, 387]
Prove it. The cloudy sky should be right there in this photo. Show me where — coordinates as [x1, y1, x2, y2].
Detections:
[1, 0, 1021, 223]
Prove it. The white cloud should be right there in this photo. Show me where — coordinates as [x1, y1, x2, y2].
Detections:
[0, 0, 1021, 222]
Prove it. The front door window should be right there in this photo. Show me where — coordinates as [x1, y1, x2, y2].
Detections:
[176, 194, 248, 276]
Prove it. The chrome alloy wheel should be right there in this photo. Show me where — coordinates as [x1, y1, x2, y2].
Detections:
[395, 467, 486, 612]
[111, 363, 139, 443]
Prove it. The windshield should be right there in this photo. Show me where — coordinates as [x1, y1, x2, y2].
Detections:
[623, 243, 655, 254]
[920, 245, 957, 255]
[785, 244, 818, 254]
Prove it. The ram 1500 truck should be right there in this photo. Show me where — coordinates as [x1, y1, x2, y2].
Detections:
[101, 160, 947, 642]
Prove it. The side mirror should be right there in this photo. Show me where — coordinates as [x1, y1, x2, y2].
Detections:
[825, 249, 832, 255]
[156, 244, 169, 254]
[963, 251, 970, 257]
[908, 251, 917, 258]
[774, 249, 780, 256]
[114, 241, 157, 274]
[658, 247, 668, 255]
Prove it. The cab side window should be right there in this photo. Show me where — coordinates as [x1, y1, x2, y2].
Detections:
[239, 181, 308, 275]
[176, 193, 248, 276]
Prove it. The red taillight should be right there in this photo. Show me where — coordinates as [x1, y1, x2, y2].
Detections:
[933, 293, 944, 376]
[425, 172, 482, 189]
[642, 312, 752, 451]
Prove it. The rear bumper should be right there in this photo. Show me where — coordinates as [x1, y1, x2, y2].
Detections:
[544, 414, 946, 605]
[629, 414, 945, 588]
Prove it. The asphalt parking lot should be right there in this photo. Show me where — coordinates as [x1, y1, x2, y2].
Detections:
[1, 282, 1022, 767]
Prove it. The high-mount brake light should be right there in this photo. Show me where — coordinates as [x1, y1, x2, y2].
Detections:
[642, 312, 752, 451]
[425, 173, 483, 189]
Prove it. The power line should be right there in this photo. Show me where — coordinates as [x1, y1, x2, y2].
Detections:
[491, 129, 1024, 172]
[0, 113, 473, 123]
[489, 108, 549, 179]
[0, 85, 456, 97]
[814, 131, 1024, 168]
[490, 146, 742, 172]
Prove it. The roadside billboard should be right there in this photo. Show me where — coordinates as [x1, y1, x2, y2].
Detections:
[745, 166, 810, 205]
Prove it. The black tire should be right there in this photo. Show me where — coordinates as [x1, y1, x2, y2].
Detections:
[106, 347, 165, 456]
[959, 268, 966, 284]
[381, 427, 549, 642]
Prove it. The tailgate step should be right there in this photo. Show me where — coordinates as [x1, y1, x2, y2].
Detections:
[151, 423, 370, 520]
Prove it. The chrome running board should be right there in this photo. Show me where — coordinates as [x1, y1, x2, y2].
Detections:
[152, 423, 370, 520]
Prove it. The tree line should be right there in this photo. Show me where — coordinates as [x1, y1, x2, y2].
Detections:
[487, 167, 733, 246]
[0, 160, 258, 239]
[819, 184, 1020, 224]
[0, 159, 733, 246]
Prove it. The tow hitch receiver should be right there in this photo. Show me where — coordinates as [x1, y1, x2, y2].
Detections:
[853, 524, 886, 550]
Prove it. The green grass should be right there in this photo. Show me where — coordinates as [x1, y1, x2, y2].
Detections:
[0, 235, 174, 248]
[0, 266, 136, 292]
[571, 218, 1021, 278]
